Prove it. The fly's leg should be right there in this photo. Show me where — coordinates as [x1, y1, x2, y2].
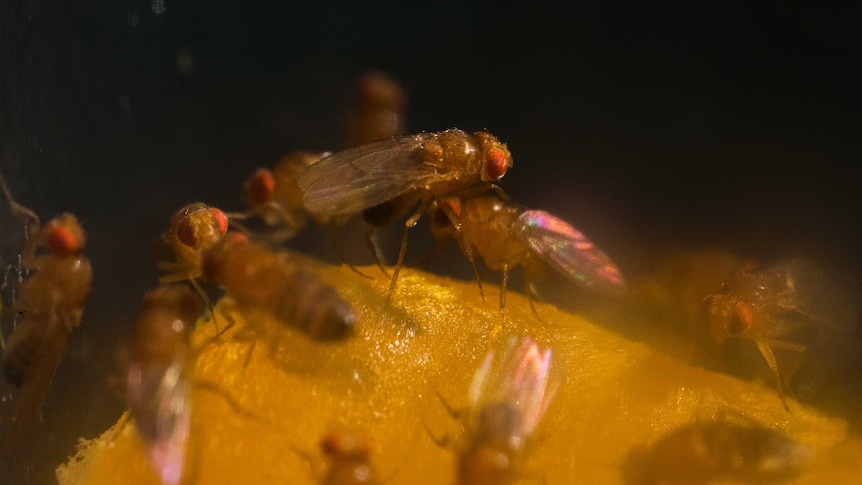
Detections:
[328, 223, 372, 279]
[439, 198, 486, 304]
[499, 265, 510, 320]
[425, 389, 464, 448]
[754, 339, 790, 412]
[524, 276, 543, 323]
[763, 337, 807, 397]
[364, 225, 390, 278]
[387, 198, 431, 300]
[188, 278, 220, 334]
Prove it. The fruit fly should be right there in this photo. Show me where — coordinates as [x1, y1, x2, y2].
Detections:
[429, 194, 627, 314]
[345, 71, 408, 147]
[700, 259, 846, 410]
[0, 173, 93, 455]
[457, 336, 555, 485]
[298, 129, 513, 297]
[159, 202, 229, 284]
[124, 285, 200, 485]
[623, 420, 813, 485]
[202, 232, 356, 341]
[158, 202, 228, 328]
[319, 432, 378, 485]
[229, 151, 332, 241]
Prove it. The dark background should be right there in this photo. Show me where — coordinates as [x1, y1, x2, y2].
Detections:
[1, 1, 861, 483]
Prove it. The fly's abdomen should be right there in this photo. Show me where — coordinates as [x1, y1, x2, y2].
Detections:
[275, 270, 356, 341]
[2, 323, 39, 387]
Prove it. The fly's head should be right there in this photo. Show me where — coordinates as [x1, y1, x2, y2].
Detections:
[42, 213, 86, 257]
[171, 203, 229, 252]
[474, 132, 512, 182]
[702, 294, 755, 343]
[243, 168, 276, 209]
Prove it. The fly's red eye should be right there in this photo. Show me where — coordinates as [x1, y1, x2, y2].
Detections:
[210, 208, 229, 235]
[176, 217, 198, 248]
[224, 231, 249, 244]
[729, 302, 754, 334]
[245, 169, 275, 207]
[483, 148, 509, 181]
[46, 226, 81, 256]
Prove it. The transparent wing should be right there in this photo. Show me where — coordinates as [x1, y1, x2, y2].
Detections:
[762, 259, 857, 337]
[127, 361, 191, 485]
[468, 336, 554, 450]
[298, 133, 441, 215]
[515, 210, 627, 297]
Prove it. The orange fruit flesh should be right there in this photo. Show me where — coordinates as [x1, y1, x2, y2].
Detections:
[56, 259, 862, 485]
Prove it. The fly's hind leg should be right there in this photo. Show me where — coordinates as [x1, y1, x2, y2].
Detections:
[754, 338, 806, 412]
[364, 225, 390, 278]
[387, 198, 431, 300]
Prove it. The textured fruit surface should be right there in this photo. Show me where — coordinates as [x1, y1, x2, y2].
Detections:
[56, 260, 861, 485]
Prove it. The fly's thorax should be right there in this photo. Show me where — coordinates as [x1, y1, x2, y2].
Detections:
[460, 197, 525, 269]
[129, 311, 191, 366]
[130, 286, 198, 365]
[217, 243, 283, 307]
[419, 129, 482, 185]
[473, 402, 524, 449]
[321, 432, 376, 485]
[16, 255, 93, 319]
[457, 440, 516, 485]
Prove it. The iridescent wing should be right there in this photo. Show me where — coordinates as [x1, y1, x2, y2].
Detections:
[127, 361, 191, 485]
[298, 133, 441, 215]
[468, 336, 554, 450]
[514, 210, 627, 297]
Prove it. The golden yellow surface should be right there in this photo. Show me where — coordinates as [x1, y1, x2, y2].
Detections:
[55, 260, 861, 485]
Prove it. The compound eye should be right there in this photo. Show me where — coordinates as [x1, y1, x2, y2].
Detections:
[729, 301, 754, 335]
[244, 169, 275, 207]
[482, 148, 510, 181]
[223, 231, 249, 244]
[210, 208, 229, 235]
[46, 226, 82, 256]
[175, 217, 198, 248]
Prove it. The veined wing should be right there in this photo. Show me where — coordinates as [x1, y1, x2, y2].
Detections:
[515, 210, 627, 297]
[468, 336, 554, 450]
[127, 360, 191, 485]
[298, 133, 440, 215]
